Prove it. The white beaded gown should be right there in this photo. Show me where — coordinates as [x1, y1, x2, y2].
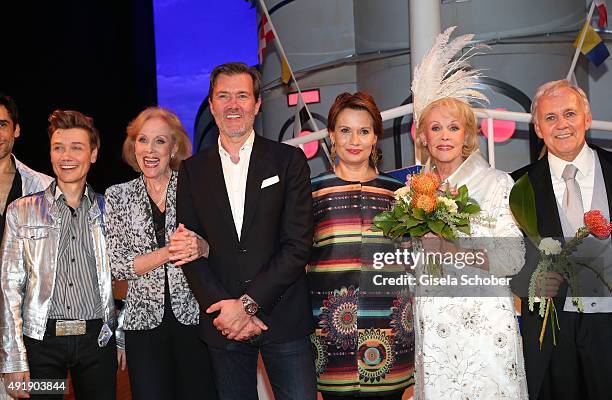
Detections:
[414, 151, 529, 400]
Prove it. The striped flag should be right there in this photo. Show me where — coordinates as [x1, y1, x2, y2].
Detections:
[258, 14, 275, 64]
[257, 13, 292, 85]
[595, 0, 608, 28]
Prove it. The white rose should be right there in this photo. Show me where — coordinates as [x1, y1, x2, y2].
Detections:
[538, 238, 562, 255]
[436, 196, 458, 213]
[394, 186, 411, 201]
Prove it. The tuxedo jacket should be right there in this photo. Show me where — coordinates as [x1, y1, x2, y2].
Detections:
[176, 134, 314, 347]
[510, 144, 612, 399]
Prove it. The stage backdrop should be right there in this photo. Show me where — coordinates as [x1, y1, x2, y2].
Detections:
[153, 0, 258, 143]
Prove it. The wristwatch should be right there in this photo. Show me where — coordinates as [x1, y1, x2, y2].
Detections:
[240, 294, 259, 316]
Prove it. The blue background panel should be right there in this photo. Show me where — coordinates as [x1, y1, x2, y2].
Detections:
[153, 0, 258, 141]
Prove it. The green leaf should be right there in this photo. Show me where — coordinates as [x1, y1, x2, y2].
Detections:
[404, 218, 422, 229]
[412, 207, 426, 220]
[389, 225, 409, 239]
[509, 173, 541, 239]
[457, 185, 468, 203]
[393, 206, 404, 219]
[455, 217, 469, 226]
[427, 220, 445, 235]
[456, 224, 471, 235]
[374, 210, 393, 221]
[441, 231, 456, 241]
[441, 225, 454, 239]
[372, 212, 397, 235]
[408, 224, 430, 237]
[462, 203, 481, 215]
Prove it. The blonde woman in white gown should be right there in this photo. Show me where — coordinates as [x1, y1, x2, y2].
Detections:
[413, 97, 528, 400]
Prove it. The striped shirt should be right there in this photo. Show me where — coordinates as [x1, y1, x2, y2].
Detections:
[307, 172, 415, 396]
[48, 182, 103, 320]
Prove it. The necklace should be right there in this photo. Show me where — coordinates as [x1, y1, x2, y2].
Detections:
[145, 176, 170, 210]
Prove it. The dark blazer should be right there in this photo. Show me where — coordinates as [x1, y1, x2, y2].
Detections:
[510, 144, 612, 399]
[176, 134, 314, 347]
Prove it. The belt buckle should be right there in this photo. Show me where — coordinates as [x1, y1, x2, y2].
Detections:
[55, 320, 86, 336]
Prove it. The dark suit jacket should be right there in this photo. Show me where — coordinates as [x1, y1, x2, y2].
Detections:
[176, 134, 314, 347]
[510, 144, 612, 399]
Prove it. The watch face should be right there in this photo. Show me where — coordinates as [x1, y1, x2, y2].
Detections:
[246, 303, 258, 315]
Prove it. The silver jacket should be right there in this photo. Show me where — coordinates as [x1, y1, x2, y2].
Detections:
[0, 184, 117, 374]
[13, 155, 53, 195]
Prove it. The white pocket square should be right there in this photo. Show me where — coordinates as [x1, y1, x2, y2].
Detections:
[261, 175, 280, 188]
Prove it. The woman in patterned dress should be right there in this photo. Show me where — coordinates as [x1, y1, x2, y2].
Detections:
[105, 107, 216, 399]
[413, 97, 528, 399]
[308, 92, 415, 399]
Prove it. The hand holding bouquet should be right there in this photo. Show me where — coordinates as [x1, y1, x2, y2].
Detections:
[529, 210, 612, 348]
[510, 173, 612, 348]
[373, 171, 481, 240]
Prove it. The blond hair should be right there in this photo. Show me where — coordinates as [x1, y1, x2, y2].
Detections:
[122, 107, 192, 172]
[416, 97, 479, 160]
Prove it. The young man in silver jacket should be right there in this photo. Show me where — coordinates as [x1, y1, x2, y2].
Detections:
[0, 110, 123, 399]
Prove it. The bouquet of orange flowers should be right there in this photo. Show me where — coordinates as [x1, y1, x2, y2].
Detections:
[373, 171, 481, 240]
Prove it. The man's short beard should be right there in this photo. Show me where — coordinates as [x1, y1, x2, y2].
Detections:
[224, 128, 249, 138]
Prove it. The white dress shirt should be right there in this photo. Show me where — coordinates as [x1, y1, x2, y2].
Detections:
[218, 131, 254, 241]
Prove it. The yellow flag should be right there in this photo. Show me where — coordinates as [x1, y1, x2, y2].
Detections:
[573, 23, 604, 53]
[573, 22, 610, 66]
[281, 57, 291, 85]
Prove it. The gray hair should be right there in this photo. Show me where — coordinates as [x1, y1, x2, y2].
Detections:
[531, 79, 591, 122]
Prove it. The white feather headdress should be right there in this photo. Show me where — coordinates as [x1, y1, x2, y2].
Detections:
[411, 26, 488, 128]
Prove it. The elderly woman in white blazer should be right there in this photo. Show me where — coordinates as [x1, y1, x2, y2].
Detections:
[105, 107, 216, 399]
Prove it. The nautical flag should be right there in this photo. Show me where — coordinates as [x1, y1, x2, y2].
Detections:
[258, 13, 292, 84]
[258, 14, 275, 64]
[595, 0, 608, 28]
[281, 58, 291, 85]
[573, 23, 610, 66]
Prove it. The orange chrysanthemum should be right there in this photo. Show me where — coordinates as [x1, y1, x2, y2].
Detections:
[412, 193, 437, 213]
[584, 210, 611, 239]
[410, 172, 441, 195]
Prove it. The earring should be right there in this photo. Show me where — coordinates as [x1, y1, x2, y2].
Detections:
[370, 146, 380, 165]
[422, 141, 427, 146]
[171, 154, 176, 159]
[330, 142, 336, 161]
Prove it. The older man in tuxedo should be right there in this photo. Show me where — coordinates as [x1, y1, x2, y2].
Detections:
[175, 62, 316, 400]
[511, 79, 612, 400]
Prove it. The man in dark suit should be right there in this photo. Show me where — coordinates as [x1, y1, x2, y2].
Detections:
[511, 79, 612, 400]
[175, 62, 316, 400]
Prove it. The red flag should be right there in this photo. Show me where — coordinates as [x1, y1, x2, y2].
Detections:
[595, 0, 608, 28]
[258, 14, 275, 64]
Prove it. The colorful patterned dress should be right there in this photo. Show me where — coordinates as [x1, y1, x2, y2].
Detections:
[308, 171, 415, 397]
